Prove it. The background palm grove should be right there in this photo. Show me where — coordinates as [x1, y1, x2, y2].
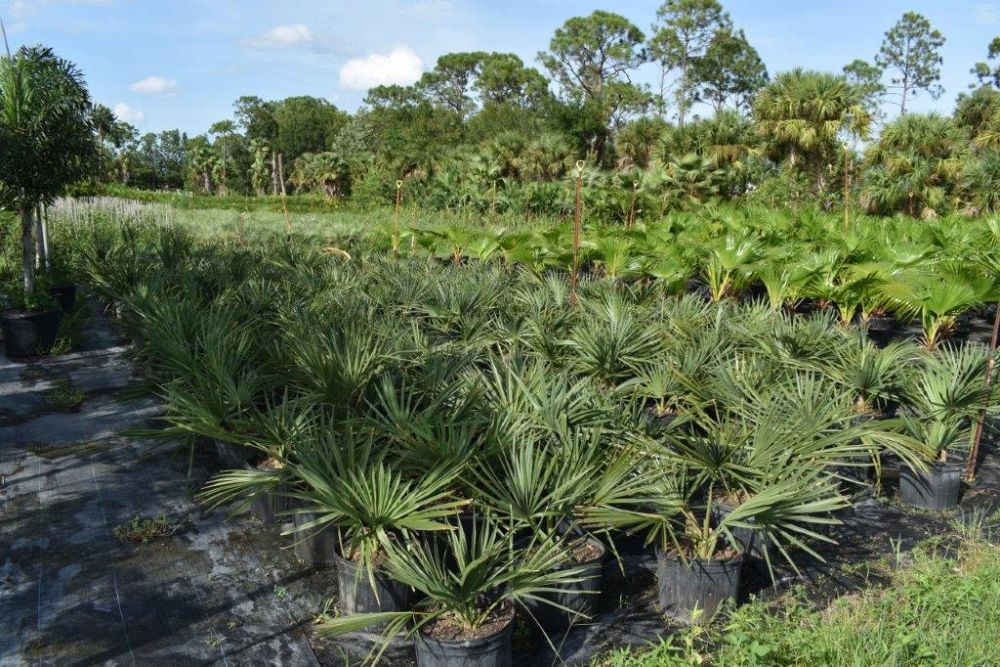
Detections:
[3, 2, 1000, 667]
[60, 4, 1000, 218]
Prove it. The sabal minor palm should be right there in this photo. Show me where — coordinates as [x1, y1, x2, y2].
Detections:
[564, 290, 662, 387]
[702, 234, 762, 302]
[474, 427, 607, 537]
[582, 440, 848, 569]
[284, 429, 468, 575]
[881, 269, 994, 350]
[816, 336, 916, 415]
[316, 519, 591, 663]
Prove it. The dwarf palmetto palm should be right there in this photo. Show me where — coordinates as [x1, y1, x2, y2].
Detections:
[592, 236, 646, 280]
[283, 314, 390, 415]
[368, 371, 491, 480]
[881, 270, 992, 350]
[284, 429, 468, 576]
[702, 234, 762, 302]
[904, 345, 997, 424]
[477, 358, 609, 440]
[564, 291, 661, 387]
[750, 311, 845, 366]
[813, 336, 916, 414]
[474, 426, 607, 533]
[316, 519, 591, 662]
[809, 265, 883, 328]
[582, 443, 848, 569]
[151, 307, 271, 444]
[756, 260, 819, 312]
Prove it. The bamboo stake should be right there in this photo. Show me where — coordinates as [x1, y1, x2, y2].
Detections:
[843, 143, 851, 235]
[627, 181, 639, 231]
[393, 180, 403, 259]
[276, 153, 291, 236]
[965, 302, 1000, 481]
[569, 160, 584, 308]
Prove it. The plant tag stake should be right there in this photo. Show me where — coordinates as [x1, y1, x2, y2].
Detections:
[393, 180, 403, 259]
[570, 160, 584, 307]
[966, 302, 1000, 481]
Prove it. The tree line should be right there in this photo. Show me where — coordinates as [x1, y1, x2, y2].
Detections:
[38, 3, 1000, 217]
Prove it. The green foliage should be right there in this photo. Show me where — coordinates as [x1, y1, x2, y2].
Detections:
[876, 12, 946, 115]
[596, 536, 1000, 666]
[754, 69, 868, 187]
[539, 10, 650, 157]
[649, 0, 731, 123]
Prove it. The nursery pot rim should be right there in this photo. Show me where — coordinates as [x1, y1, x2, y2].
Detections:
[0, 307, 62, 320]
[917, 454, 965, 473]
[654, 545, 745, 568]
[417, 606, 515, 647]
[329, 545, 397, 575]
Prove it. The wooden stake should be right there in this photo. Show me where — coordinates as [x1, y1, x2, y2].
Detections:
[393, 180, 403, 259]
[627, 181, 639, 231]
[965, 302, 1000, 481]
[843, 143, 851, 235]
[276, 153, 291, 236]
[570, 160, 584, 307]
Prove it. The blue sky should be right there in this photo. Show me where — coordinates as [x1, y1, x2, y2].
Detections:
[3, 1, 998, 134]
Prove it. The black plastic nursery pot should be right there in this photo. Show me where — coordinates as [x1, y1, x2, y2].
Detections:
[0, 309, 62, 358]
[655, 549, 743, 623]
[49, 285, 78, 313]
[899, 458, 964, 511]
[249, 488, 291, 524]
[865, 315, 895, 333]
[523, 536, 606, 631]
[214, 439, 253, 469]
[415, 615, 514, 667]
[713, 504, 769, 561]
[292, 512, 338, 567]
[332, 550, 411, 617]
[242, 462, 290, 524]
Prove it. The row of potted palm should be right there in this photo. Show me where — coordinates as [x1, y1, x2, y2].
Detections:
[67, 214, 998, 665]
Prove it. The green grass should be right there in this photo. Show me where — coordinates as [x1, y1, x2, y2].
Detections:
[596, 534, 1000, 667]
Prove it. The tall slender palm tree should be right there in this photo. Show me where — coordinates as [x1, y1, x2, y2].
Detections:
[0, 45, 95, 295]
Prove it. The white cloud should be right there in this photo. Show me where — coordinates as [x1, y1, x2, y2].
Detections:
[242, 23, 313, 49]
[9, 0, 29, 17]
[129, 76, 178, 95]
[113, 102, 144, 125]
[397, 0, 462, 20]
[975, 3, 998, 25]
[339, 45, 424, 91]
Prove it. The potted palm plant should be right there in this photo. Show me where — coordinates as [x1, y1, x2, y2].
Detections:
[317, 518, 591, 666]
[0, 45, 95, 359]
[1, 274, 62, 358]
[897, 345, 997, 510]
[475, 427, 607, 631]
[812, 336, 917, 485]
[584, 443, 848, 623]
[881, 270, 992, 351]
[285, 429, 468, 616]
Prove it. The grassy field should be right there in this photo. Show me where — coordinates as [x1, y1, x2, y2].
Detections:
[596, 526, 1000, 667]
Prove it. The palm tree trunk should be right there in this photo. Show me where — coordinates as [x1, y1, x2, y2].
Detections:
[19, 206, 36, 296]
